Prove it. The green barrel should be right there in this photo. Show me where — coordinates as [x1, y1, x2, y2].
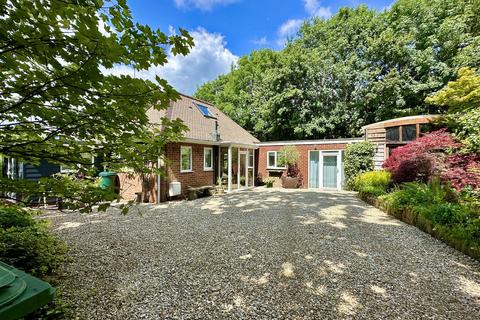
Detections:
[99, 171, 117, 190]
[0, 261, 56, 320]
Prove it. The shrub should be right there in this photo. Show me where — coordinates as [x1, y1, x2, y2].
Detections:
[0, 205, 68, 277]
[353, 170, 391, 196]
[382, 180, 477, 225]
[383, 129, 480, 190]
[344, 141, 375, 189]
[443, 154, 480, 190]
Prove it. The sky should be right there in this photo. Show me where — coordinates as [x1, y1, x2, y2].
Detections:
[110, 0, 393, 94]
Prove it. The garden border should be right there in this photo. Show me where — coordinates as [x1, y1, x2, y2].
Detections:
[358, 192, 480, 261]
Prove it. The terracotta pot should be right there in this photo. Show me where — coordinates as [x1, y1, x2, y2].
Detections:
[282, 176, 300, 189]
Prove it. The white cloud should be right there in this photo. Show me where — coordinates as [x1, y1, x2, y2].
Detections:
[304, 0, 332, 19]
[278, 19, 303, 38]
[277, 19, 303, 46]
[174, 0, 238, 11]
[276, 0, 333, 47]
[102, 28, 238, 95]
[252, 36, 268, 46]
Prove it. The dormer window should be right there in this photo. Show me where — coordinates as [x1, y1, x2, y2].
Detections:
[195, 103, 216, 119]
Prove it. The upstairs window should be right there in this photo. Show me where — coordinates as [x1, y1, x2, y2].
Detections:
[196, 103, 216, 118]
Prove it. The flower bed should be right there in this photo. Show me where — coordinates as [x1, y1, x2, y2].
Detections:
[356, 178, 480, 260]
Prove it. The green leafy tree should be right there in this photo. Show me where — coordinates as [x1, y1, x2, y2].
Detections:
[196, 0, 480, 141]
[277, 145, 300, 167]
[344, 141, 375, 189]
[427, 67, 480, 153]
[0, 0, 194, 210]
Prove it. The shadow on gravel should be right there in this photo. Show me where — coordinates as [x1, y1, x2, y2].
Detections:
[48, 187, 480, 319]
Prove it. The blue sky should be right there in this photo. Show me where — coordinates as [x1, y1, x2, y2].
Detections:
[113, 0, 393, 94]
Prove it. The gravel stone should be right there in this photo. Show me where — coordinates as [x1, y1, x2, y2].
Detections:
[46, 188, 480, 319]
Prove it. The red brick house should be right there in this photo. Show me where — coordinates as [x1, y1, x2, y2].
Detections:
[118, 94, 259, 203]
[257, 138, 362, 190]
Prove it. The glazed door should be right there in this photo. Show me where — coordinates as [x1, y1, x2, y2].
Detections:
[322, 155, 338, 189]
[308, 151, 320, 188]
[238, 152, 247, 188]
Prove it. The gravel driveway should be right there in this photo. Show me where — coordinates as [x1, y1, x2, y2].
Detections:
[47, 188, 480, 319]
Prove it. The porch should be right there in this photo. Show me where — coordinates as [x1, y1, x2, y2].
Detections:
[217, 144, 257, 192]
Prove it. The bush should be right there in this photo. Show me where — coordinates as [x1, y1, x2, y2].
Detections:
[382, 181, 478, 226]
[344, 141, 375, 189]
[353, 170, 391, 197]
[0, 205, 67, 277]
[383, 129, 480, 190]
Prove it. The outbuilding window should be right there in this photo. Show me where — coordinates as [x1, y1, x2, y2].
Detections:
[267, 151, 286, 169]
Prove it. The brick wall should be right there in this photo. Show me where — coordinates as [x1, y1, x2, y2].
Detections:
[118, 172, 157, 203]
[258, 143, 348, 189]
[160, 142, 215, 201]
[118, 143, 214, 203]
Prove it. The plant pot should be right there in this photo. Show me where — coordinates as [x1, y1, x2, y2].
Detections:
[282, 176, 300, 189]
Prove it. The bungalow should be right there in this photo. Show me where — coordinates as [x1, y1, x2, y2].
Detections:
[256, 138, 362, 190]
[118, 94, 259, 203]
[256, 115, 440, 190]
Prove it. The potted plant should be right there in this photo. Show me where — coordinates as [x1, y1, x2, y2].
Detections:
[278, 146, 302, 188]
[215, 177, 225, 194]
[264, 177, 275, 188]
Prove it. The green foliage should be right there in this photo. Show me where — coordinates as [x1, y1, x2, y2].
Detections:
[0, 0, 193, 209]
[382, 180, 477, 226]
[277, 146, 300, 167]
[353, 170, 391, 197]
[344, 141, 375, 188]
[427, 68, 480, 153]
[0, 205, 68, 277]
[264, 178, 275, 188]
[196, 0, 480, 141]
[381, 180, 480, 246]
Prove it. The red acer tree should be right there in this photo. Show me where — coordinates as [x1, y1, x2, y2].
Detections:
[383, 129, 480, 191]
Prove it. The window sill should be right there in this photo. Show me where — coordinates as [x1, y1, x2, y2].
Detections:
[180, 170, 193, 173]
[203, 168, 214, 172]
[267, 167, 285, 171]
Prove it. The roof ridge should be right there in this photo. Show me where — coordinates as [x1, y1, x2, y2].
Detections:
[179, 93, 215, 107]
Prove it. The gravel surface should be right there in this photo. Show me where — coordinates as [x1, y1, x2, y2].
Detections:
[46, 188, 480, 319]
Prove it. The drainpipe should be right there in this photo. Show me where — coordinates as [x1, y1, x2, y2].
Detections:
[156, 156, 161, 204]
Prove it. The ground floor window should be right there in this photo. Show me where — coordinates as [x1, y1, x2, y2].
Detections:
[180, 146, 192, 172]
[267, 151, 286, 169]
[204, 147, 213, 171]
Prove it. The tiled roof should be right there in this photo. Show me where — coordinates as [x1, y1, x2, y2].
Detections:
[148, 94, 259, 145]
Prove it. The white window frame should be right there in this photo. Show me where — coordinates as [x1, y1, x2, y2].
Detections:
[266, 151, 286, 169]
[248, 150, 254, 169]
[180, 146, 192, 173]
[203, 147, 213, 171]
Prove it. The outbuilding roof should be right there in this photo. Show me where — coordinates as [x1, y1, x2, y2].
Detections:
[361, 115, 441, 130]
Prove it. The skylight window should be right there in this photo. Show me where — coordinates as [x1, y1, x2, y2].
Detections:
[196, 103, 216, 118]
